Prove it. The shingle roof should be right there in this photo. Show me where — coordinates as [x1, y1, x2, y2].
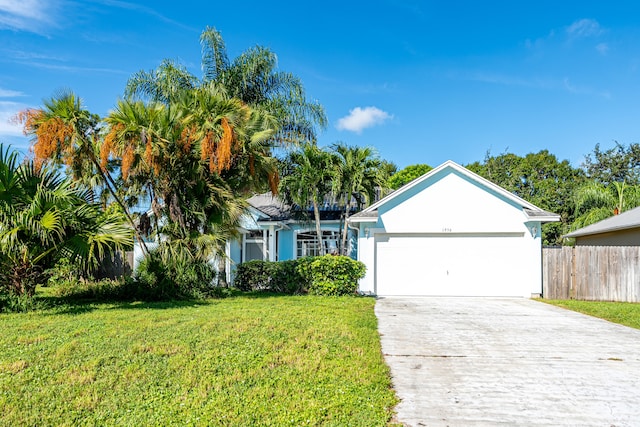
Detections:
[564, 205, 640, 238]
[247, 193, 291, 220]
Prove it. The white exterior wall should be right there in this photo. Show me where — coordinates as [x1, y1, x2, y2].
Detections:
[356, 169, 545, 297]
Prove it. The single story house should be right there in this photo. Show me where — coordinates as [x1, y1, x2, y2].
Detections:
[348, 160, 560, 297]
[132, 194, 357, 278]
[563, 206, 640, 246]
[225, 192, 356, 266]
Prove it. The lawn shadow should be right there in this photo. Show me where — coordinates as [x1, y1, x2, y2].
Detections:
[36, 295, 217, 316]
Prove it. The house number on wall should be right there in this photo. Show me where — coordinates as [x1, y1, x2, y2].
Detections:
[441, 227, 452, 232]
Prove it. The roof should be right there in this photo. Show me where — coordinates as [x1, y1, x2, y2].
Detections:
[348, 210, 379, 222]
[349, 160, 560, 223]
[247, 193, 290, 220]
[564, 205, 640, 238]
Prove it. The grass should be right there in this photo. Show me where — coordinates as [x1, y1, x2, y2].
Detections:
[541, 299, 640, 330]
[0, 294, 398, 426]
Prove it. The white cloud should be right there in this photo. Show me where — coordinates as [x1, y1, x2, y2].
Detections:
[0, 88, 24, 97]
[0, 0, 58, 34]
[0, 101, 26, 137]
[566, 19, 603, 38]
[595, 42, 609, 55]
[336, 106, 393, 134]
[562, 78, 610, 98]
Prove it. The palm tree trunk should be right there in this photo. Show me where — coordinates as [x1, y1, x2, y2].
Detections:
[342, 205, 350, 256]
[312, 199, 325, 256]
[86, 149, 150, 257]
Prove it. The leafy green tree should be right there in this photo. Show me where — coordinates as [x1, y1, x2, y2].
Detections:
[279, 144, 336, 255]
[583, 142, 640, 185]
[467, 150, 584, 245]
[0, 144, 133, 297]
[571, 180, 640, 230]
[332, 143, 389, 254]
[388, 164, 432, 190]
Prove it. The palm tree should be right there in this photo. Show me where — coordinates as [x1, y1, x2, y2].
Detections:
[125, 26, 326, 146]
[104, 86, 277, 236]
[103, 85, 278, 286]
[17, 91, 150, 257]
[279, 143, 336, 255]
[332, 143, 389, 255]
[571, 180, 640, 230]
[0, 144, 133, 297]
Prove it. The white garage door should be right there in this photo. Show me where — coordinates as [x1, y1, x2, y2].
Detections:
[375, 233, 529, 296]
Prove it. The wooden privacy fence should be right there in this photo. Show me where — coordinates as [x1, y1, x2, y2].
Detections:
[542, 246, 640, 302]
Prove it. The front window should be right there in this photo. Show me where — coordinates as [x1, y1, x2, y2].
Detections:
[296, 230, 339, 257]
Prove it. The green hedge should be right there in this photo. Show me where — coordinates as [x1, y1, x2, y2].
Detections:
[233, 256, 366, 296]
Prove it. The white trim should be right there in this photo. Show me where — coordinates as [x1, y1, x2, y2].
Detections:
[348, 216, 378, 223]
[363, 160, 545, 214]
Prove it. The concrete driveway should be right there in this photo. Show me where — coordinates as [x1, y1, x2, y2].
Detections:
[376, 297, 640, 427]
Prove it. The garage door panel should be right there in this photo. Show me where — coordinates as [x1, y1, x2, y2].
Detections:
[375, 234, 528, 296]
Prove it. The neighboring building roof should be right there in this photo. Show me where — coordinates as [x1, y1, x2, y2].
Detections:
[564, 205, 640, 238]
[349, 160, 560, 224]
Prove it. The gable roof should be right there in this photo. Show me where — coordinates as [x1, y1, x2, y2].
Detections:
[350, 160, 560, 223]
[564, 205, 640, 238]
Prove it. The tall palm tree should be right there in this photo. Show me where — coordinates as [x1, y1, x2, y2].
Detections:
[104, 87, 276, 233]
[332, 143, 389, 255]
[125, 26, 326, 146]
[17, 91, 150, 257]
[279, 143, 336, 255]
[571, 180, 640, 230]
[0, 144, 133, 297]
[103, 85, 278, 278]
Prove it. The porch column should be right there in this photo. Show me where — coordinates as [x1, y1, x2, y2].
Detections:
[262, 229, 268, 260]
[225, 240, 231, 284]
[268, 225, 276, 261]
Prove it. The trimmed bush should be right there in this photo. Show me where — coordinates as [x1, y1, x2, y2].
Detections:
[307, 256, 366, 296]
[270, 260, 307, 294]
[233, 260, 272, 292]
[233, 255, 366, 296]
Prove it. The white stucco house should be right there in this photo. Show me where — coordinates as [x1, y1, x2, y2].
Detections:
[348, 160, 560, 297]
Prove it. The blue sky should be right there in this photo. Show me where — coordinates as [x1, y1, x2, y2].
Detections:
[2, 1, 640, 169]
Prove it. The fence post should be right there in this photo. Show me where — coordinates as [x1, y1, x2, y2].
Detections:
[569, 246, 577, 299]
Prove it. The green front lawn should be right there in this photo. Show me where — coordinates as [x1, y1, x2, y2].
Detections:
[541, 299, 640, 330]
[0, 295, 397, 426]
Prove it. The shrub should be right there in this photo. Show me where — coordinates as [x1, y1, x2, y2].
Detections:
[0, 292, 49, 313]
[234, 259, 308, 294]
[233, 260, 272, 292]
[134, 251, 218, 300]
[233, 256, 366, 296]
[271, 260, 307, 294]
[51, 275, 129, 300]
[307, 256, 366, 296]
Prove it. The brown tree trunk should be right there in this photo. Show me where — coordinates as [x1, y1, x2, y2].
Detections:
[86, 149, 150, 257]
[342, 206, 350, 256]
[312, 199, 325, 256]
